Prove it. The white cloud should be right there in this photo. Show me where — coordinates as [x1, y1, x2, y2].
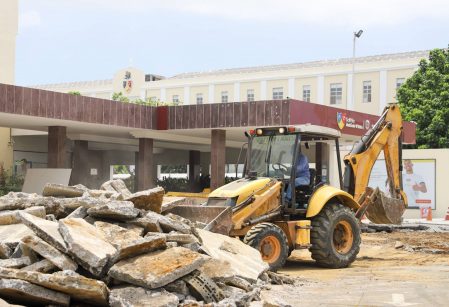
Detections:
[76, 0, 449, 27]
[19, 11, 42, 29]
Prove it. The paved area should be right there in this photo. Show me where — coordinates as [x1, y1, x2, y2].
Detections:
[270, 232, 449, 306]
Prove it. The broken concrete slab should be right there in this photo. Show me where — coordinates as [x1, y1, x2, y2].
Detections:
[109, 247, 207, 289]
[10, 243, 39, 263]
[125, 186, 164, 212]
[0, 206, 46, 225]
[87, 189, 115, 198]
[94, 221, 143, 249]
[129, 216, 162, 233]
[164, 279, 190, 296]
[199, 258, 235, 280]
[114, 235, 166, 261]
[196, 228, 268, 282]
[0, 194, 63, 217]
[59, 196, 105, 210]
[0, 278, 70, 306]
[0, 243, 12, 259]
[21, 235, 78, 271]
[166, 233, 199, 245]
[109, 286, 179, 307]
[59, 218, 117, 276]
[0, 267, 109, 306]
[18, 211, 67, 253]
[0, 257, 31, 269]
[110, 180, 132, 199]
[66, 206, 88, 219]
[161, 196, 187, 213]
[87, 201, 139, 221]
[0, 224, 34, 250]
[20, 259, 57, 273]
[100, 180, 117, 192]
[158, 213, 192, 234]
[42, 183, 85, 198]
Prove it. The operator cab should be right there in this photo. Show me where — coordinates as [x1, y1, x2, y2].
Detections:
[246, 125, 342, 215]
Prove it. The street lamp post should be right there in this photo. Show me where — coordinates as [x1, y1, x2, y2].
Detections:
[351, 29, 363, 110]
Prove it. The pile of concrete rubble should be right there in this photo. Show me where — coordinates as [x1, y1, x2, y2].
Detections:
[0, 180, 294, 307]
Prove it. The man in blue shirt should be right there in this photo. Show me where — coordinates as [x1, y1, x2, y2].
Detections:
[286, 152, 310, 201]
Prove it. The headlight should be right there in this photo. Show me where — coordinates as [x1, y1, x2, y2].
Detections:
[256, 128, 263, 135]
[279, 127, 286, 134]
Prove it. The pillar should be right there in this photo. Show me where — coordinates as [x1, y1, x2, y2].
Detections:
[134, 152, 139, 192]
[189, 150, 201, 191]
[210, 129, 226, 191]
[70, 140, 89, 185]
[137, 138, 153, 190]
[47, 126, 66, 168]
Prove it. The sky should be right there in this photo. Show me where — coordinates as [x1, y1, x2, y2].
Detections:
[16, 0, 449, 86]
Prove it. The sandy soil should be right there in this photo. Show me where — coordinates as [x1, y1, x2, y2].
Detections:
[262, 231, 449, 306]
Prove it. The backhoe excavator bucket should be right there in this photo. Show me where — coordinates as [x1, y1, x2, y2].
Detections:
[165, 205, 233, 235]
[357, 187, 405, 224]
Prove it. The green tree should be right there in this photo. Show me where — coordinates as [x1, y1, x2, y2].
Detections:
[68, 91, 81, 96]
[112, 92, 130, 103]
[397, 47, 449, 149]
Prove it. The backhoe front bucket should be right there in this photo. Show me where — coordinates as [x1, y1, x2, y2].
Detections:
[165, 205, 233, 235]
[357, 187, 406, 224]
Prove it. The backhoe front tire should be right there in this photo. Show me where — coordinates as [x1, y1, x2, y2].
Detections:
[243, 222, 289, 271]
[309, 203, 361, 268]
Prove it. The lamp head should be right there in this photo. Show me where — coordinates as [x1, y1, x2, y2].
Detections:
[354, 30, 364, 38]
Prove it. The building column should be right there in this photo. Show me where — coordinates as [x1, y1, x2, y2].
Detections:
[288, 78, 295, 99]
[317, 75, 324, 105]
[137, 138, 154, 190]
[347, 73, 354, 110]
[233, 82, 240, 102]
[47, 126, 66, 168]
[260, 80, 267, 100]
[379, 70, 387, 114]
[210, 129, 226, 191]
[134, 151, 139, 192]
[70, 140, 89, 185]
[189, 150, 201, 191]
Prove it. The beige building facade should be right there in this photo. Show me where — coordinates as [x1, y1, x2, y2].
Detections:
[0, 0, 18, 171]
[34, 51, 425, 116]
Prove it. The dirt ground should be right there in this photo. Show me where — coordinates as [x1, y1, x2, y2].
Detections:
[264, 231, 449, 306]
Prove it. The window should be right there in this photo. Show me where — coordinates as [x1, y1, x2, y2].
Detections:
[149, 96, 157, 102]
[196, 93, 203, 104]
[221, 91, 228, 103]
[363, 81, 372, 103]
[172, 95, 179, 103]
[330, 83, 342, 105]
[302, 85, 311, 102]
[396, 78, 405, 89]
[247, 89, 254, 102]
[272, 87, 283, 100]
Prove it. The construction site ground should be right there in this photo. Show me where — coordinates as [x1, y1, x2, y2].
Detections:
[264, 231, 449, 306]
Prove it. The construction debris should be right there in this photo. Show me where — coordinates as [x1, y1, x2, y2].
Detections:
[0, 180, 287, 306]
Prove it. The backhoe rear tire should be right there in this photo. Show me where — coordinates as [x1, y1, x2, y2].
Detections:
[243, 222, 289, 271]
[309, 203, 361, 268]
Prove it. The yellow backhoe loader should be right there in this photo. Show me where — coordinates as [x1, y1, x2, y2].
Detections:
[168, 104, 407, 270]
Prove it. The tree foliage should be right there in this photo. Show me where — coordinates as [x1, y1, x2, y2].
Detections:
[67, 91, 81, 96]
[397, 47, 449, 148]
[112, 92, 181, 106]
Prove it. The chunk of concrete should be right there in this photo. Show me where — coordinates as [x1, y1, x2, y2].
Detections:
[42, 183, 85, 198]
[21, 235, 78, 271]
[110, 180, 132, 199]
[158, 213, 192, 234]
[58, 218, 117, 276]
[87, 201, 139, 221]
[109, 247, 207, 289]
[0, 267, 109, 306]
[0, 257, 31, 269]
[18, 211, 67, 253]
[10, 243, 39, 263]
[88, 189, 115, 198]
[161, 196, 187, 212]
[59, 196, 105, 210]
[0, 224, 34, 250]
[114, 235, 166, 261]
[20, 259, 57, 273]
[94, 221, 142, 248]
[109, 286, 179, 307]
[100, 180, 117, 192]
[196, 228, 268, 282]
[0, 243, 12, 258]
[128, 216, 162, 233]
[66, 206, 88, 219]
[0, 206, 46, 225]
[166, 233, 199, 245]
[164, 279, 190, 296]
[125, 186, 164, 212]
[0, 194, 63, 217]
[0, 278, 70, 306]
